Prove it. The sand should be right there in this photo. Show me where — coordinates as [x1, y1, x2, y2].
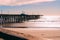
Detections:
[0, 28, 60, 40]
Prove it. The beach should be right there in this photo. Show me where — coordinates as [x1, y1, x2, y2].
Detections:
[0, 28, 60, 40]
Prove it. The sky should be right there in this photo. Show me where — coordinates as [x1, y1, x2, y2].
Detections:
[0, 0, 60, 16]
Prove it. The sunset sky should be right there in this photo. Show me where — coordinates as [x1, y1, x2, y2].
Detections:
[0, 0, 60, 16]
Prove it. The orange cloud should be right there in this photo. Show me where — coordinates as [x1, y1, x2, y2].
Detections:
[0, 0, 55, 6]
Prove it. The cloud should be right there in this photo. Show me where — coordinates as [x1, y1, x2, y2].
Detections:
[0, 0, 55, 6]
